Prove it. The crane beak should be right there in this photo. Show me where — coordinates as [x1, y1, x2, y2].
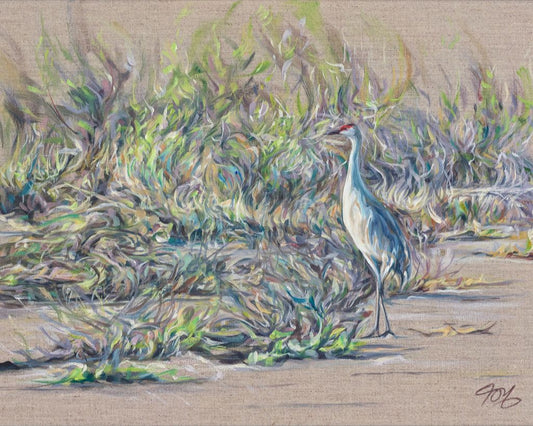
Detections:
[327, 129, 340, 135]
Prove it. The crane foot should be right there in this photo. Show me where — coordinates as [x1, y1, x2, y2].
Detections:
[361, 329, 379, 339]
[377, 330, 396, 338]
[361, 329, 396, 339]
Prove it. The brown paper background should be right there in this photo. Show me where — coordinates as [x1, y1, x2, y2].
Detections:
[0, 1, 532, 424]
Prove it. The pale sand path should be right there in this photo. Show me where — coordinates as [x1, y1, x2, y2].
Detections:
[0, 239, 531, 425]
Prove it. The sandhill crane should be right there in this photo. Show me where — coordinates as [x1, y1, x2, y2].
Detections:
[327, 123, 411, 337]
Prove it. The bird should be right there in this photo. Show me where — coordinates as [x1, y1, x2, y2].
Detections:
[327, 123, 411, 337]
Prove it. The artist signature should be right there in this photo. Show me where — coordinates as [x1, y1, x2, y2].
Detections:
[475, 383, 522, 409]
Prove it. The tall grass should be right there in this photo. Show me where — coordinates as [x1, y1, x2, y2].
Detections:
[0, 5, 532, 380]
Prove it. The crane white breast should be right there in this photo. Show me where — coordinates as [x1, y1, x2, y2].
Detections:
[342, 184, 389, 265]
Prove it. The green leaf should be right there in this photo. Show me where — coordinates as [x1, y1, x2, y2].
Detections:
[251, 60, 271, 75]
[27, 85, 43, 95]
[77, 120, 93, 133]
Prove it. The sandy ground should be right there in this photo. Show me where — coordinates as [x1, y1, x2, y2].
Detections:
[0, 239, 531, 425]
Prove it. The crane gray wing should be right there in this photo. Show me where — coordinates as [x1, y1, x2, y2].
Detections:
[367, 201, 411, 284]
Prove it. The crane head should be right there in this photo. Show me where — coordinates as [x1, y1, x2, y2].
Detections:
[326, 124, 362, 154]
[327, 123, 357, 137]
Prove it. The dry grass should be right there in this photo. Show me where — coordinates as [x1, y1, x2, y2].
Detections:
[0, 4, 531, 382]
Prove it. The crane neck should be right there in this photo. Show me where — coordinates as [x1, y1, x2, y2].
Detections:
[346, 135, 372, 199]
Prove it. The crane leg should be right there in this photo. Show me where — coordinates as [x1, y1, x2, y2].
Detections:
[362, 280, 381, 338]
[378, 288, 394, 337]
[373, 284, 382, 334]
[362, 260, 395, 339]
[378, 260, 396, 337]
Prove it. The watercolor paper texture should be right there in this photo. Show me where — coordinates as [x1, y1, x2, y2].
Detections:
[0, 1, 531, 424]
